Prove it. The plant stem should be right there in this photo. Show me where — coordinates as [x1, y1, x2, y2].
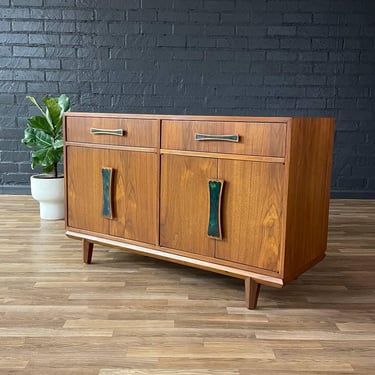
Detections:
[54, 162, 58, 178]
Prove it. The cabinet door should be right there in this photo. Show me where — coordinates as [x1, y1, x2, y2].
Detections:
[216, 160, 284, 272]
[109, 150, 157, 244]
[160, 154, 217, 257]
[66, 146, 157, 244]
[66, 146, 109, 234]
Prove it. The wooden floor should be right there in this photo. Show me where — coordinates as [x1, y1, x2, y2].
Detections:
[0, 196, 374, 374]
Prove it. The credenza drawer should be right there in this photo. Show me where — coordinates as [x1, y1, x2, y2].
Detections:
[65, 116, 159, 147]
[161, 120, 287, 157]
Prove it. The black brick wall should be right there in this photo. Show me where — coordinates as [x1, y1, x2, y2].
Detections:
[0, 0, 374, 197]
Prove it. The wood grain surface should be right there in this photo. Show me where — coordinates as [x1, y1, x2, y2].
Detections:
[0, 195, 374, 374]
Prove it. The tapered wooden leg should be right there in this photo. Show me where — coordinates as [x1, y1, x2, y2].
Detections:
[83, 239, 94, 264]
[245, 278, 261, 309]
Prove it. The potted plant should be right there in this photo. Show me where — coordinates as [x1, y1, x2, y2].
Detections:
[22, 94, 71, 220]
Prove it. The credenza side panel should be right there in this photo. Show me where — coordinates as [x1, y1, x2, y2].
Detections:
[283, 117, 335, 281]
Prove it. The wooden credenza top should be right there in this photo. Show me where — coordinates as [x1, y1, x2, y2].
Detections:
[66, 112, 334, 123]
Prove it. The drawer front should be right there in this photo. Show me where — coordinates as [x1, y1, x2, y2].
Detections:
[65, 116, 159, 147]
[161, 120, 287, 157]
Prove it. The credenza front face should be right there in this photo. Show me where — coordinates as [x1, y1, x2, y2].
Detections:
[64, 113, 335, 309]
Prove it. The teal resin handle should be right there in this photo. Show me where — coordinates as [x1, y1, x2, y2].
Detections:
[208, 179, 224, 239]
[101, 167, 113, 218]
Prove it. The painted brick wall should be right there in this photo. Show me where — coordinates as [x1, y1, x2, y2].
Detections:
[0, 0, 374, 197]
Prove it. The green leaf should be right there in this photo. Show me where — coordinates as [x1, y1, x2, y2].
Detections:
[53, 139, 64, 150]
[31, 147, 61, 170]
[41, 164, 55, 174]
[22, 127, 37, 148]
[26, 96, 47, 118]
[55, 95, 71, 135]
[43, 97, 61, 133]
[27, 116, 54, 137]
[22, 127, 54, 149]
[58, 94, 71, 113]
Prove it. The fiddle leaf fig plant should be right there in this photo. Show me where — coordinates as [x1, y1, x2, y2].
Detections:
[22, 94, 70, 178]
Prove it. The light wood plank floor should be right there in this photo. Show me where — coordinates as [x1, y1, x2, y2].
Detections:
[0, 195, 374, 374]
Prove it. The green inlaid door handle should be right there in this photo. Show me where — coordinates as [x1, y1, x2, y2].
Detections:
[208, 179, 224, 240]
[101, 167, 114, 219]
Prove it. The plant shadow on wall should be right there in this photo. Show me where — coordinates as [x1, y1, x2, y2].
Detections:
[22, 95, 71, 220]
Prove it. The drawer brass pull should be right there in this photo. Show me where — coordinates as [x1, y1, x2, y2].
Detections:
[195, 133, 239, 142]
[90, 128, 125, 136]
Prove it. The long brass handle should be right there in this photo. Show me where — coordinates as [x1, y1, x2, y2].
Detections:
[195, 133, 239, 142]
[90, 128, 125, 136]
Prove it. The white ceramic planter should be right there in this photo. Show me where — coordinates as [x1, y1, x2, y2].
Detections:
[30, 175, 65, 220]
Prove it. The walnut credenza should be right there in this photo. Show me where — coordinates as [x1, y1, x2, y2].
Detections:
[64, 113, 335, 309]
